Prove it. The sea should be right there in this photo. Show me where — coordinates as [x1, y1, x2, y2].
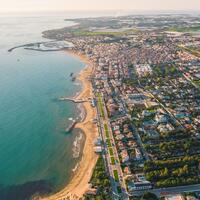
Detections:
[0, 10, 132, 199]
[0, 12, 92, 200]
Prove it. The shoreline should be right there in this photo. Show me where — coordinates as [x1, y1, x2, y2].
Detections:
[41, 51, 99, 200]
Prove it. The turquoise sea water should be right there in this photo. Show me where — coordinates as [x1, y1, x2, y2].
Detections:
[0, 14, 85, 199]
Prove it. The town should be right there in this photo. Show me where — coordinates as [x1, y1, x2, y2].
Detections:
[44, 14, 200, 200]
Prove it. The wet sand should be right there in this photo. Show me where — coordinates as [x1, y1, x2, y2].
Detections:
[41, 51, 99, 200]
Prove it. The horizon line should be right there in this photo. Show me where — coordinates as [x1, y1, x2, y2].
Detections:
[0, 9, 200, 14]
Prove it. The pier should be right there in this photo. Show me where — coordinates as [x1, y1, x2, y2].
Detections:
[59, 97, 88, 103]
[65, 121, 77, 132]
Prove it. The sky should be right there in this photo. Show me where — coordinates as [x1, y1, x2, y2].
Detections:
[0, 0, 200, 13]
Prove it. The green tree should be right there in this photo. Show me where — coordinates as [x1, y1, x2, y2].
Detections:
[141, 192, 159, 200]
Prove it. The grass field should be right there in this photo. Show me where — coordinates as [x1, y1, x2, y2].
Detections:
[97, 94, 105, 119]
[113, 170, 119, 182]
[110, 157, 115, 165]
[70, 28, 139, 37]
[184, 47, 200, 58]
[193, 80, 200, 87]
[107, 139, 111, 147]
[167, 26, 200, 32]
[109, 148, 114, 156]
[117, 186, 122, 194]
[104, 124, 109, 138]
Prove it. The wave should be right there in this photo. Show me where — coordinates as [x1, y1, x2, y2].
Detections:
[72, 163, 79, 173]
[72, 132, 83, 158]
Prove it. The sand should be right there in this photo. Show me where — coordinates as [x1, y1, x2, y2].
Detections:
[40, 51, 99, 200]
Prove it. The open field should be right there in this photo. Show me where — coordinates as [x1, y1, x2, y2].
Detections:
[167, 26, 200, 32]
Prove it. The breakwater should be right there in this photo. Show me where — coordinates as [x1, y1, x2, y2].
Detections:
[59, 97, 88, 103]
[8, 40, 73, 52]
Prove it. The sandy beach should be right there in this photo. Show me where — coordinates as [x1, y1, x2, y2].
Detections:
[41, 51, 99, 200]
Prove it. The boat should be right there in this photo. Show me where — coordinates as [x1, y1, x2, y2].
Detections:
[70, 72, 74, 77]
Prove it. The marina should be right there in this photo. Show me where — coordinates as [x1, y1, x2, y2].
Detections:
[8, 41, 74, 52]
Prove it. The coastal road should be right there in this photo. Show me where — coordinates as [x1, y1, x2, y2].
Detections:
[97, 93, 129, 200]
[132, 184, 200, 197]
[96, 95, 120, 200]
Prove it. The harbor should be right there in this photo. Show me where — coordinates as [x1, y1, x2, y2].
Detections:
[8, 41, 74, 52]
